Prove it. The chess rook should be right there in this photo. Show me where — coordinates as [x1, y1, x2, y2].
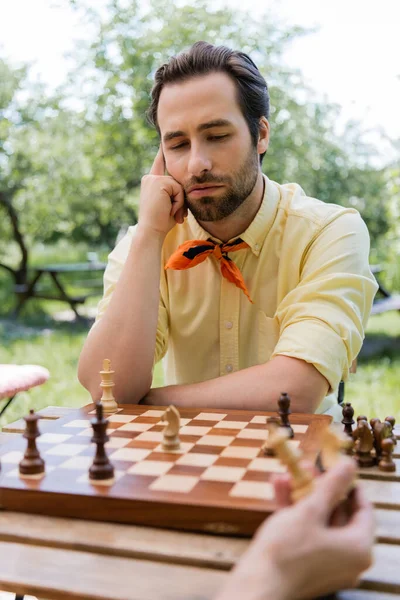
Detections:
[278, 392, 294, 438]
[99, 358, 118, 414]
[89, 402, 114, 481]
[19, 409, 45, 477]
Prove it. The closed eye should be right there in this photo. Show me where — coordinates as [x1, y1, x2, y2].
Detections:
[170, 141, 188, 150]
[170, 135, 229, 150]
[208, 135, 229, 141]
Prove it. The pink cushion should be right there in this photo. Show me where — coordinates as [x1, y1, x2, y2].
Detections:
[0, 365, 50, 400]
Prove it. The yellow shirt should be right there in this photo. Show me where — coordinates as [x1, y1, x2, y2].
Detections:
[96, 176, 378, 417]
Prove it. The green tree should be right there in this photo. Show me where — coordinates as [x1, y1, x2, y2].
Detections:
[0, 55, 137, 295]
[0, 0, 393, 300]
[66, 0, 391, 244]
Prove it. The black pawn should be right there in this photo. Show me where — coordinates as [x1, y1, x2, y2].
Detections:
[342, 403, 354, 437]
[278, 392, 294, 438]
[19, 409, 45, 476]
[89, 403, 114, 481]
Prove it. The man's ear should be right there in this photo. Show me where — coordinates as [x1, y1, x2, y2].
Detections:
[257, 117, 270, 155]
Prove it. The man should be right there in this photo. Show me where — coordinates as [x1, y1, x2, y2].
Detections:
[216, 457, 374, 600]
[78, 41, 377, 416]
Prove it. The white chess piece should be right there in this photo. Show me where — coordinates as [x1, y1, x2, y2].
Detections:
[161, 405, 181, 451]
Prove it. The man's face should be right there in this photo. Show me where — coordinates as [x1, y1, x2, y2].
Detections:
[157, 72, 260, 222]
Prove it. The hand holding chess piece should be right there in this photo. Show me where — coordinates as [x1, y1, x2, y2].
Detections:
[99, 359, 118, 414]
[161, 405, 181, 451]
[216, 457, 373, 600]
[268, 426, 313, 502]
[19, 409, 45, 477]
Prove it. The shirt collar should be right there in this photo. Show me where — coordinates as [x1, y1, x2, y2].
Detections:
[186, 175, 280, 257]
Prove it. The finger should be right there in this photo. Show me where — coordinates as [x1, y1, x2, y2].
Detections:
[272, 473, 292, 508]
[174, 205, 188, 224]
[149, 146, 166, 176]
[311, 457, 357, 520]
[170, 187, 185, 218]
[299, 458, 319, 479]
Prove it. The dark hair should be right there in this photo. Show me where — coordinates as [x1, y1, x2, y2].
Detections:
[147, 41, 269, 164]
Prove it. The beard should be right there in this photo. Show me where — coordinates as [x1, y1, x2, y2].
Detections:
[183, 145, 259, 222]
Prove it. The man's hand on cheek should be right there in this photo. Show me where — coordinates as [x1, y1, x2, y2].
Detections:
[138, 146, 187, 236]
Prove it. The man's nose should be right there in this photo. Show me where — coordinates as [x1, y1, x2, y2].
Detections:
[188, 147, 212, 177]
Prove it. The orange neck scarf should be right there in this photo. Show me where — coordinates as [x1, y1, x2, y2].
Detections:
[165, 238, 253, 303]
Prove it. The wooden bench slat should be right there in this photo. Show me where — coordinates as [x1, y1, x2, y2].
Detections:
[0, 512, 247, 570]
[0, 508, 399, 568]
[361, 480, 400, 510]
[375, 509, 400, 544]
[361, 544, 400, 593]
[0, 541, 226, 600]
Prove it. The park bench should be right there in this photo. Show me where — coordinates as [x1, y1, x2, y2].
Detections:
[370, 265, 400, 315]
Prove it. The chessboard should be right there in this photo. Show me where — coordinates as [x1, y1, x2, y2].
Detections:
[0, 404, 331, 536]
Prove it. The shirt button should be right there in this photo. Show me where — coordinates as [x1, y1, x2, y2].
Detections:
[225, 364, 233, 373]
[225, 321, 233, 329]
[254, 243, 259, 251]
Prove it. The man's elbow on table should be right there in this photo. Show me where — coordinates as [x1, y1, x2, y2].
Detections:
[77, 345, 153, 405]
[264, 355, 330, 414]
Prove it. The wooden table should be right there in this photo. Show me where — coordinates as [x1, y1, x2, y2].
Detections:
[0, 406, 400, 600]
[13, 262, 106, 320]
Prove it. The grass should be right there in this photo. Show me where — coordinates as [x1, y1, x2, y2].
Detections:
[1, 310, 399, 427]
[346, 312, 400, 418]
[0, 245, 399, 425]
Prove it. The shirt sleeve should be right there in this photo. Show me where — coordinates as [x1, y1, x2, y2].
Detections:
[271, 211, 378, 392]
[94, 226, 169, 365]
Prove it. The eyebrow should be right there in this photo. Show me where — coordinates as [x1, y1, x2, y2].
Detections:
[163, 119, 233, 143]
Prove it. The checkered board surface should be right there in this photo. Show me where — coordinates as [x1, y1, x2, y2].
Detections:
[0, 405, 331, 535]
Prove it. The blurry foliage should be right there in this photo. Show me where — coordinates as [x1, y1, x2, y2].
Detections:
[0, 0, 397, 289]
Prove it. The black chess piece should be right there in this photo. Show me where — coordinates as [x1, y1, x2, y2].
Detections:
[353, 419, 375, 467]
[19, 409, 45, 476]
[341, 403, 354, 437]
[379, 438, 396, 472]
[278, 392, 294, 438]
[385, 416, 397, 446]
[89, 402, 114, 481]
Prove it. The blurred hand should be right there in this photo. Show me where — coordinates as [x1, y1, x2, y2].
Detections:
[216, 457, 375, 600]
[138, 146, 187, 237]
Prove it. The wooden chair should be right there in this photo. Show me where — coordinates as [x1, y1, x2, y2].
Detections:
[0, 364, 50, 418]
